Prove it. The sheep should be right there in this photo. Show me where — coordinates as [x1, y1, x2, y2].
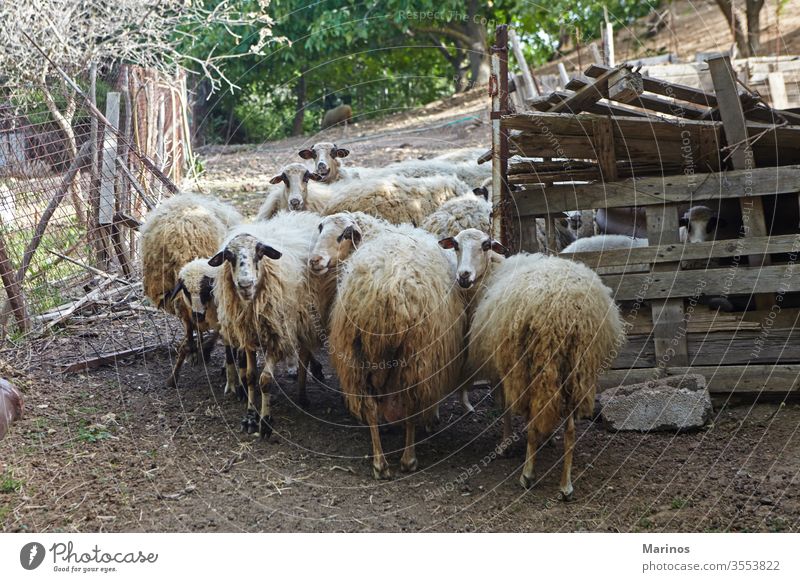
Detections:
[561, 234, 649, 254]
[679, 204, 726, 243]
[439, 229, 625, 498]
[329, 224, 466, 478]
[210, 211, 324, 438]
[323, 174, 471, 227]
[321, 104, 352, 130]
[433, 147, 487, 163]
[420, 186, 493, 239]
[376, 158, 491, 189]
[256, 163, 326, 220]
[139, 193, 243, 387]
[298, 142, 350, 183]
[0, 378, 23, 441]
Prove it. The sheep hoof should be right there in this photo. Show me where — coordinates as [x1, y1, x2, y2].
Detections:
[241, 411, 259, 434]
[372, 464, 392, 480]
[400, 457, 418, 473]
[165, 375, 178, 389]
[519, 473, 534, 489]
[310, 358, 325, 383]
[259, 416, 273, 440]
[558, 487, 574, 503]
[236, 385, 247, 402]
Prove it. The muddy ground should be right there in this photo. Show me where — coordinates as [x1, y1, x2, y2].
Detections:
[2, 90, 800, 533]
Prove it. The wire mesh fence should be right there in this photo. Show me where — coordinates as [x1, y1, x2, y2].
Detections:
[0, 63, 193, 344]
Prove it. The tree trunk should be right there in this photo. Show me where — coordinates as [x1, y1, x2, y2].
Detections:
[292, 74, 306, 137]
[715, 0, 750, 57]
[463, 0, 490, 86]
[746, 0, 765, 56]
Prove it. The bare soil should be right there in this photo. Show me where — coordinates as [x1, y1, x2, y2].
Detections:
[3, 44, 800, 532]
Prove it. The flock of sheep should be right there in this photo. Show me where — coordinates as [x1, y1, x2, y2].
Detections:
[140, 143, 638, 499]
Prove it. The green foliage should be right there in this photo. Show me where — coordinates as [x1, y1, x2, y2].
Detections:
[76, 420, 112, 444]
[0, 472, 23, 494]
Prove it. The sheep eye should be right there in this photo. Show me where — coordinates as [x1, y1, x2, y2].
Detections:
[318, 223, 323, 233]
[481, 239, 491, 251]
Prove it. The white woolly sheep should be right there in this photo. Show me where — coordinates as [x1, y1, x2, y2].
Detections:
[375, 158, 491, 189]
[139, 193, 243, 386]
[298, 142, 351, 183]
[323, 174, 471, 226]
[433, 147, 487, 163]
[210, 211, 325, 438]
[329, 224, 466, 478]
[420, 186, 493, 240]
[256, 162, 326, 220]
[439, 229, 625, 499]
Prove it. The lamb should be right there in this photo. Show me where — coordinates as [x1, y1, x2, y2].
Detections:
[256, 163, 326, 220]
[439, 229, 625, 498]
[0, 378, 23, 441]
[298, 142, 351, 183]
[420, 186, 493, 239]
[321, 104, 352, 130]
[323, 174, 471, 226]
[329, 224, 466, 478]
[139, 193, 243, 387]
[210, 211, 325, 437]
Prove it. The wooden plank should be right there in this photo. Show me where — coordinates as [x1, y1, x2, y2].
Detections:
[768, 72, 790, 109]
[585, 63, 719, 107]
[602, 264, 800, 301]
[99, 92, 120, 225]
[708, 56, 772, 311]
[527, 91, 649, 117]
[607, 68, 642, 101]
[513, 164, 800, 215]
[600, 364, 800, 394]
[509, 28, 538, 99]
[548, 65, 625, 113]
[646, 202, 688, 367]
[562, 233, 800, 268]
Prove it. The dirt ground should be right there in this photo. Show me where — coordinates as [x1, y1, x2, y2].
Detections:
[2, 84, 800, 533]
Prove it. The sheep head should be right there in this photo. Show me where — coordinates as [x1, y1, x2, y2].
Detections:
[680, 205, 725, 243]
[308, 213, 363, 276]
[439, 228, 507, 289]
[171, 259, 218, 323]
[209, 234, 282, 302]
[269, 162, 323, 210]
[298, 142, 349, 183]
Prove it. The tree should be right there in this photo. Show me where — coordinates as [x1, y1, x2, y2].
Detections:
[715, 0, 766, 56]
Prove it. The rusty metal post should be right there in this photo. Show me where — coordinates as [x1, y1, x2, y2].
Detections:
[490, 25, 515, 254]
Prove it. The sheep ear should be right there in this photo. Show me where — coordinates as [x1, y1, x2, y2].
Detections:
[491, 240, 509, 257]
[706, 216, 718, 234]
[298, 149, 315, 160]
[473, 186, 489, 200]
[438, 237, 457, 250]
[305, 171, 324, 182]
[256, 242, 282, 261]
[208, 250, 233, 267]
[679, 217, 689, 228]
[337, 225, 361, 245]
[269, 173, 286, 185]
[334, 147, 350, 158]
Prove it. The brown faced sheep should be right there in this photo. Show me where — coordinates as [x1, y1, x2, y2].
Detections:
[440, 229, 625, 499]
[256, 163, 325, 220]
[298, 142, 350, 183]
[321, 104, 352, 130]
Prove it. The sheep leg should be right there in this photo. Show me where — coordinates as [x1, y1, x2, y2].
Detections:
[190, 328, 203, 365]
[495, 386, 515, 458]
[460, 386, 475, 414]
[400, 419, 418, 473]
[363, 396, 390, 480]
[296, 348, 311, 409]
[519, 421, 540, 489]
[309, 355, 325, 384]
[165, 342, 189, 388]
[559, 413, 576, 502]
[240, 350, 260, 434]
[257, 360, 275, 439]
[223, 344, 240, 398]
[201, 331, 218, 362]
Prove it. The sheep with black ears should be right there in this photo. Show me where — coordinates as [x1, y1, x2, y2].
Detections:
[298, 142, 352, 183]
[256, 162, 326, 220]
[329, 223, 466, 478]
[139, 193, 243, 387]
[420, 184, 493, 239]
[439, 229, 625, 498]
[210, 211, 325, 437]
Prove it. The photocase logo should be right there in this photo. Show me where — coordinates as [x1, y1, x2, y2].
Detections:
[20, 542, 46, 570]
